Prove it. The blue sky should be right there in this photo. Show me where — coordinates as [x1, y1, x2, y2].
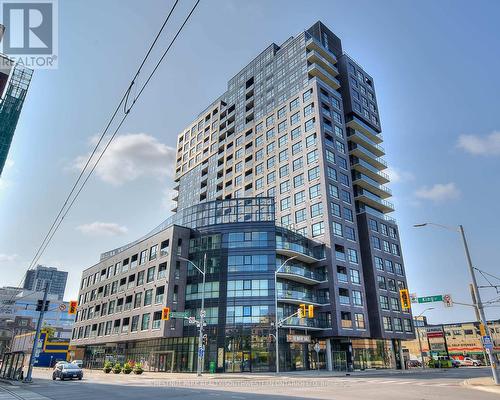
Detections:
[1, 0, 499, 324]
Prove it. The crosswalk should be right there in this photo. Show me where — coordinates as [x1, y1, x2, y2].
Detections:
[0, 386, 52, 400]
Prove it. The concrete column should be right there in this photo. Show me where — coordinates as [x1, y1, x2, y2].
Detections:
[326, 339, 333, 371]
[398, 339, 406, 370]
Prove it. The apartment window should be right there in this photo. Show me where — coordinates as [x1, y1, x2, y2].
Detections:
[158, 263, 167, 279]
[304, 103, 314, 116]
[338, 157, 348, 170]
[131, 315, 139, 332]
[350, 269, 361, 284]
[277, 106, 286, 120]
[325, 149, 335, 163]
[354, 313, 365, 329]
[144, 289, 153, 306]
[374, 256, 384, 271]
[331, 202, 341, 217]
[337, 266, 348, 282]
[266, 115, 274, 127]
[388, 279, 397, 292]
[152, 311, 162, 329]
[341, 311, 352, 328]
[390, 297, 400, 311]
[266, 142, 275, 154]
[403, 319, 413, 332]
[267, 171, 276, 184]
[122, 317, 130, 333]
[385, 260, 394, 273]
[395, 263, 404, 276]
[377, 275, 387, 290]
[332, 222, 343, 237]
[292, 157, 303, 171]
[380, 224, 388, 236]
[339, 173, 349, 186]
[279, 164, 289, 178]
[339, 288, 350, 305]
[293, 174, 304, 188]
[307, 149, 318, 164]
[155, 286, 165, 304]
[137, 270, 144, 286]
[304, 118, 315, 132]
[352, 290, 363, 306]
[295, 191, 305, 205]
[266, 128, 275, 140]
[380, 295, 389, 310]
[141, 313, 150, 330]
[290, 97, 299, 110]
[309, 184, 321, 199]
[335, 140, 345, 154]
[329, 184, 339, 199]
[391, 243, 400, 256]
[389, 227, 398, 239]
[383, 316, 393, 331]
[139, 249, 148, 265]
[280, 197, 291, 211]
[310, 203, 323, 218]
[303, 89, 312, 102]
[280, 180, 290, 194]
[312, 221, 324, 237]
[134, 292, 142, 309]
[347, 249, 358, 264]
[295, 209, 306, 223]
[146, 266, 155, 283]
[290, 126, 301, 140]
[290, 112, 300, 125]
[149, 245, 158, 260]
[278, 121, 287, 133]
[394, 318, 403, 332]
[372, 236, 381, 250]
[278, 134, 288, 148]
[327, 166, 337, 181]
[291, 142, 302, 155]
[341, 190, 351, 204]
[281, 214, 291, 226]
[382, 240, 390, 252]
[345, 226, 356, 241]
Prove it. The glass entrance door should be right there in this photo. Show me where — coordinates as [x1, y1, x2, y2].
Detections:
[241, 352, 251, 372]
[332, 351, 347, 371]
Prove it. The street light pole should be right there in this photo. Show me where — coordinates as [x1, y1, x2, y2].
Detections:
[274, 255, 297, 374]
[414, 222, 499, 384]
[415, 307, 434, 369]
[179, 253, 207, 377]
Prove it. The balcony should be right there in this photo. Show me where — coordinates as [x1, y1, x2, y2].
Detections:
[305, 37, 337, 65]
[346, 116, 382, 142]
[307, 50, 338, 77]
[351, 158, 390, 184]
[308, 63, 340, 90]
[353, 174, 392, 199]
[348, 129, 385, 157]
[277, 290, 327, 306]
[355, 189, 395, 213]
[276, 241, 324, 264]
[280, 316, 330, 331]
[349, 143, 387, 170]
[277, 265, 326, 285]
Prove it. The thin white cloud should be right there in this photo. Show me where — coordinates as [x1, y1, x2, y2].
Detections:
[0, 158, 15, 191]
[386, 166, 415, 184]
[415, 183, 460, 203]
[457, 131, 500, 156]
[0, 254, 17, 262]
[76, 222, 128, 236]
[73, 133, 176, 186]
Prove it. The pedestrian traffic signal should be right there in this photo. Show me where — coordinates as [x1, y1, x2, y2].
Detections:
[298, 304, 306, 318]
[162, 307, 170, 320]
[399, 289, 411, 311]
[308, 305, 314, 318]
[203, 334, 208, 346]
[68, 300, 78, 315]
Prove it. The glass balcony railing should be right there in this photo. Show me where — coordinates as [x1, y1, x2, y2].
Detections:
[276, 238, 324, 260]
[352, 158, 390, 181]
[280, 316, 331, 329]
[277, 290, 327, 304]
[278, 265, 326, 282]
[350, 143, 387, 167]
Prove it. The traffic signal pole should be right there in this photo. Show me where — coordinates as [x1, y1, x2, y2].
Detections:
[25, 282, 49, 383]
[459, 225, 499, 384]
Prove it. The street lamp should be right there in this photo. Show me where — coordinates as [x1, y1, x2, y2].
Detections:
[414, 307, 434, 368]
[274, 255, 297, 374]
[178, 253, 207, 377]
[414, 222, 499, 384]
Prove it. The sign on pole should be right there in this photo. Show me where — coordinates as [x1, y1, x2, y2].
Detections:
[188, 316, 197, 324]
[170, 311, 189, 319]
[482, 335, 493, 350]
[314, 343, 320, 353]
[417, 295, 443, 304]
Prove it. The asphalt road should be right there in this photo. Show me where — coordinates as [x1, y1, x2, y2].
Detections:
[0, 367, 497, 400]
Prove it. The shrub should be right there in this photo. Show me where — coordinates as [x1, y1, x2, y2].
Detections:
[122, 362, 132, 374]
[103, 361, 113, 373]
[112, 362, 122, 374]
[133, 362, 144, 375]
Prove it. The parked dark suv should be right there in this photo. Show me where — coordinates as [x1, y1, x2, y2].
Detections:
[52, 363, 83, 380]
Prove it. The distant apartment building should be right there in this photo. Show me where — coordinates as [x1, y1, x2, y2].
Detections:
[0, 24, 32, 176]
[23, 265, 68, 300]
[71, 21, 413, 372]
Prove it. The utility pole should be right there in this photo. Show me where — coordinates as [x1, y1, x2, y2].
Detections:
[197, 253, 207, 377]
[459, 225, 498, 384]
[470, 284, 488, 366]
[25, 282, 49, 383]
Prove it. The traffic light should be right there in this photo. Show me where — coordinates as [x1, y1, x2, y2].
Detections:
[203, 334, 208, 346]
[162, 307, 170, 320]
[479, 323, 486, 337]
[68, 301, 78, 315]
[298, 304, 306, 318]
[399, 289, 411, 311]
[36, 300, 49, 312]
[308, 305, 314, 318]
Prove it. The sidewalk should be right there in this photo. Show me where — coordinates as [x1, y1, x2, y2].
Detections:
[463, 377, 500, 395]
